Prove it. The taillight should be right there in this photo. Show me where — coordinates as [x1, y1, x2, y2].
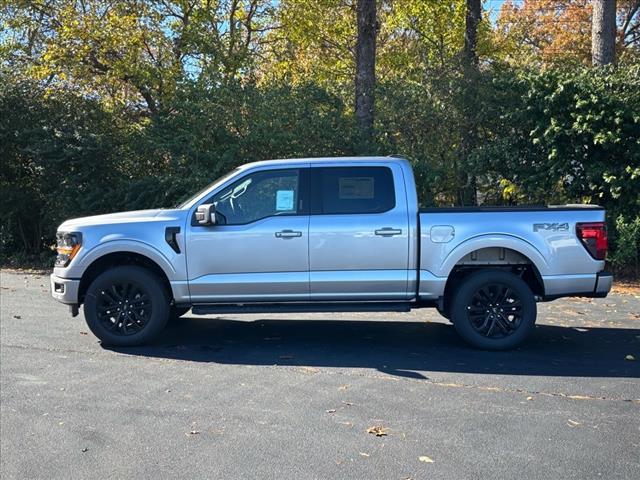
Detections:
[576, 222, 607, 260]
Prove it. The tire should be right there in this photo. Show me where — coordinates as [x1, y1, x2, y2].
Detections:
[450, 270, 536, 350]
[84, 266, 170, 346]
[436, 305, 450, 321]
[170, 306, 190, 320]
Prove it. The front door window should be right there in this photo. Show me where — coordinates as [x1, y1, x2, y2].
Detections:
[210, 169, 300, 225]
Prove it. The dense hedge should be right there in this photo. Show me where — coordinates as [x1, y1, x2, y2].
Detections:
[1, 63, 639, 275]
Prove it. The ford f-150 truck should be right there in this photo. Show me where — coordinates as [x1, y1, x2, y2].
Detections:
[50, 157, 612, 349]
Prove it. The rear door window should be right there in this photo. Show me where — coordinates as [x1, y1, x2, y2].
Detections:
[313, 167, 395, 214]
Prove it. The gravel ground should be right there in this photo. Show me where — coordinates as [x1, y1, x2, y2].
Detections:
[1, 270, 639, 480]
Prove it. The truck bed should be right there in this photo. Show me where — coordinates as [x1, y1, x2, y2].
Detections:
[417, 205, 607, 300]
[420, 205, 604, 213]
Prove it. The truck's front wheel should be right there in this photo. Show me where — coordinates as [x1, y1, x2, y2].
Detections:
[450, 270, 536, 350]
[84, 266, 170, 346]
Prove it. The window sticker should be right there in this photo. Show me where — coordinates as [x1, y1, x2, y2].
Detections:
[338, 177, 374, 199]
[276, 190, 295, 211]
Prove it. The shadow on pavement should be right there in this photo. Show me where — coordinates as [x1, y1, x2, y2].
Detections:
[107, 317, 640, 379]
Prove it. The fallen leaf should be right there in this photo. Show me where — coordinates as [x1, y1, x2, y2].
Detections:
[419, 455, 434, 463]
[342, 401, 354, 406]
[339, 385, 349, 390]
[526, 396, 534, 401]
[367, 426, 388, 436]
[79, 331, 88, 335]
[13, 315, 21, 319]
[81, 447, 88, 453]
[566, 419, 581, 427]
[299, 367, 319, 373]
[625, 354, 636, 361]
[186, 430, 200, 436]
[359, 452, 370, 457]
[326, 409, 336, 414]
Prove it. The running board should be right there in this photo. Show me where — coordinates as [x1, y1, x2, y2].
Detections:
[191, 302, 412, 315]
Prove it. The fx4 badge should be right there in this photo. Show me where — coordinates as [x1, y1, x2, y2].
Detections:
[533, 222, 569, 232]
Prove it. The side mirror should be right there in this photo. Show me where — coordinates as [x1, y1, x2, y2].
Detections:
[195, 203, 217, 226]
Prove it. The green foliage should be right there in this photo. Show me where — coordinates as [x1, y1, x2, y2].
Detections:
[376, 76, 463, 206]
[471, 62, 640, 220]
[0, 79, 125, 256]
[608, 216, 640, 277]
[0, 76, 354, 259]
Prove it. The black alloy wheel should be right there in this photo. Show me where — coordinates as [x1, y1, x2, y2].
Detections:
[95, 282, 152, 336]
[466, 283, 523, 339]
[84, 266, 170, 346]
[450, 270, 537, 350]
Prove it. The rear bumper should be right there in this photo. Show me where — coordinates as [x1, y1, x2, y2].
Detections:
[542, 271, 612, 300]
[592, 271, 613, 297]
[50, 274, 80, 305]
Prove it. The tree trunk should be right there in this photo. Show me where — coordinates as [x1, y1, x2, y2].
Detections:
[592, 0, 617, 66]
[355, 0, 377, 153]
[463, 0, 481, 70]
[459, 0, 481, 206]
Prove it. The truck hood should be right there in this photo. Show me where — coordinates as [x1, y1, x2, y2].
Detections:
[58, 209, 180, 230]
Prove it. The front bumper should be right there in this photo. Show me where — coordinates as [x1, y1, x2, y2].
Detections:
[50, 274, 80, 305]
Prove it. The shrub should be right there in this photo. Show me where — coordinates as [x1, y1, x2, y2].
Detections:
[609, 216, 640, 278]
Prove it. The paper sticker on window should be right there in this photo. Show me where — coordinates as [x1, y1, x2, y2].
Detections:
[276, 190, 295, 211]
[339, 177, 374, 199]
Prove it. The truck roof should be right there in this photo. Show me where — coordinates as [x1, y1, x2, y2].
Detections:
[242, 156, 408, 169]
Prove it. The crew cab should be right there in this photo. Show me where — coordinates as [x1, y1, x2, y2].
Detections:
[50, 157, 612, 349]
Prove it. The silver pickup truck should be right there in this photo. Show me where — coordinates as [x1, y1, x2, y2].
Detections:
[50, 157, 612, 349]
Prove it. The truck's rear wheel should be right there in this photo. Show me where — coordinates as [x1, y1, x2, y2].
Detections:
[450, 270, 536, 350]
[84, 266, 170, 346]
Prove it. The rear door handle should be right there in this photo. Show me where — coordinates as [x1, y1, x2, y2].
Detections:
[375, 227, 402, 237]
[275, 230, 302, 239]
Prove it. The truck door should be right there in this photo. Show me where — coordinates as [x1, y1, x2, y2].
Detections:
[308, 164, 410, 300]
[186, 167, 310, 303]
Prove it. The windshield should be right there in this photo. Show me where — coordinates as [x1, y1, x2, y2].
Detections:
[175, 168, 241, 209]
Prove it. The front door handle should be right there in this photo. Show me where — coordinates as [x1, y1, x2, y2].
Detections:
[375, 227, 402, 237]
[275, 230, 302, 239]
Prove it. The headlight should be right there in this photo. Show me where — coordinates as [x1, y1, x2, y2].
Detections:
[55, 232, 82, 267]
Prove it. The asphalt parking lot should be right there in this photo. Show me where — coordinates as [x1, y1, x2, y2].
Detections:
[1, 270, 639, 479]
